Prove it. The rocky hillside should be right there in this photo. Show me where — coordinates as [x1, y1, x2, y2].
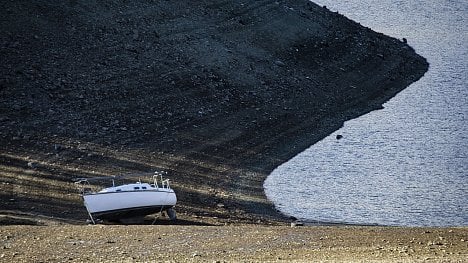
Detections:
[0, 0, 428, 224]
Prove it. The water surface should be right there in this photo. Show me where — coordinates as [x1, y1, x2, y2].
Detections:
[264, 0, 468, 226]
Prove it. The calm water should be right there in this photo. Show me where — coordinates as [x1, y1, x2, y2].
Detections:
[264, 0, 468, 226]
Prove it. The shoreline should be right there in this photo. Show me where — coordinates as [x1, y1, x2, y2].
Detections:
[1, 0, 428, 227]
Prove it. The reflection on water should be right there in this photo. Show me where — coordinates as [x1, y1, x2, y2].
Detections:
[264, 0, 468, 226]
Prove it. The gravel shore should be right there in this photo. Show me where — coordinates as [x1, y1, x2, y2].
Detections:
[1, 225, 467, 262]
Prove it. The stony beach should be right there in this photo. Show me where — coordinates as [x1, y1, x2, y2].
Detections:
[1, 224, 467, 262]
[2, 1, 463, 262]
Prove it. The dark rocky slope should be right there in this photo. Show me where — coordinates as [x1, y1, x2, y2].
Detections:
[0, 0, 428, 224]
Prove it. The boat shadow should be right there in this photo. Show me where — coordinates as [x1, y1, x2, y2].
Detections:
[98, 216, 215, 226]
[145, 218, 214, 226]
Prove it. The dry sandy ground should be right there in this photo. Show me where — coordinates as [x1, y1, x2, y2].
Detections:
[1, 225, 466, 262]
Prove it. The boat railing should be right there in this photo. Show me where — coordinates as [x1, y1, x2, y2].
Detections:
[74, 179, 98, 195]
[74, 171, 172, 193]
[153, 172, 171, 189]
[161, 178, 170, 189]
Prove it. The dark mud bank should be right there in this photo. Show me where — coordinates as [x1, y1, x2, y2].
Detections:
[0, 0, 428, 224]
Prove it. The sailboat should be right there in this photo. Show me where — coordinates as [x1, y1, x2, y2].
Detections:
[74, 172, 177, 224]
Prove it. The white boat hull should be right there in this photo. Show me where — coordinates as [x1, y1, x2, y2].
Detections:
[83, 190, 176, 220]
